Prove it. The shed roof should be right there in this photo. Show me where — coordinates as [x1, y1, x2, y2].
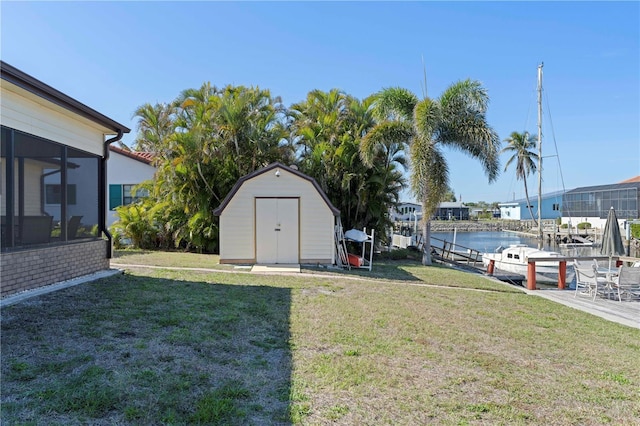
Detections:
[213, 162, 340, 216]
[1, 61, 130, 134]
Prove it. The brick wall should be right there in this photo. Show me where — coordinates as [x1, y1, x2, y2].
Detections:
[0, 240, 109, 298]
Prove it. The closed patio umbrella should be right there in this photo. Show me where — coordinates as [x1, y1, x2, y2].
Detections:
[600, 206, 625, 270]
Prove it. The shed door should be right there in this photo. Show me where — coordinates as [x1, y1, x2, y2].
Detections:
[256, 198, 299, 264]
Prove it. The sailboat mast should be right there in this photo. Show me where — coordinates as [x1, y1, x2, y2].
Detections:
[537, 63, 544, 249]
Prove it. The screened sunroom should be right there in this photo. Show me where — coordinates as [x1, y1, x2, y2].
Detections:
[0, 61, 129, 298]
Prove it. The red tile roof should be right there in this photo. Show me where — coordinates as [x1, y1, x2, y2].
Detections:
[619, 176, 640, 183]
[109, 145, 155, 165]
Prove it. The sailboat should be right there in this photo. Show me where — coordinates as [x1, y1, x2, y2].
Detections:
[482, 63, 568, 283]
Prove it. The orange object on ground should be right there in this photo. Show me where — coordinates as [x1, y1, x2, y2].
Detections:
[348, 253, 363, 267]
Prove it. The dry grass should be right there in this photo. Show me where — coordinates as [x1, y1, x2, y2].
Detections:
[2, 251, 639, 425]
[112, 249, 226, 269]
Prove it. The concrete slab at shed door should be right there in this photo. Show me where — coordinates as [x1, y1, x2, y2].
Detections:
[255, 198, 299, 264]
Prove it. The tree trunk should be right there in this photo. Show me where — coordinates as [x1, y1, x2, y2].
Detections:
[523, 178, 538, 227]
[422, 219, 432, 266]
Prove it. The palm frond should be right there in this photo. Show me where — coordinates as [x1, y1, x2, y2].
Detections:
[372, 87, 418, 122]
[439, 79, 490, 114]
[413, 98, 440, 140]
[360, 121, 412, 167]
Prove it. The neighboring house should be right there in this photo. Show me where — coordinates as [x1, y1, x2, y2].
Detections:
[0, 61, 130, 298]
[433, 202, 469, 221]
[562, 177, 639, 229]
[499, 190, 565, 221]
[499, 202, 521, 221]
[392, 201, 474, 222]
[391, 202, 422, 222]
[213, 162, 340, 265]
[106, 146, 156, 227]
[469, 207, 500, 219]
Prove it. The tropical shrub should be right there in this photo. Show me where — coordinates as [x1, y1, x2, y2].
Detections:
[577, 222, 592, 230]
[376, 248, 421, 261]
[133, 84, 294, 253]
[291, 89, 407, 244]
[111, 202, 160, 249]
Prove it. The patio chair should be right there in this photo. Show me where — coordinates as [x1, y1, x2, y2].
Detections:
[573, 260, 607, 300]
[611, 266, 640, 302]
[20, 216, 53, 245]
[67, 215, 83, 240]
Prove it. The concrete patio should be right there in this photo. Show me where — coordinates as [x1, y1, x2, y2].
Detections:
[524, 288, 640, 329]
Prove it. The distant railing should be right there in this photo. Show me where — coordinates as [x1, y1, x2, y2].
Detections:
[430, 236, 483, 266]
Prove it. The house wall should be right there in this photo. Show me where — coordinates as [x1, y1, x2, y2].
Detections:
[1, 83, 108, 155]
[106, 152, 156, 226]
[393, 203, 421, 221]
[500, 205, 520, 220]
[0, 239, 109, 298]
[518, 195, 563, 221]
[219, 169, 335, 264]
[1, 76, 115, 299]
[433, 207, 469, 221]
[0, 160, 43, 216]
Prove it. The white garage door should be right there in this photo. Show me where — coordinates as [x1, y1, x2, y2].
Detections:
[255, 198, 299, 264]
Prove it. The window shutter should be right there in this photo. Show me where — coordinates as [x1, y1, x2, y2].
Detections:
[109, 185, 122, 210]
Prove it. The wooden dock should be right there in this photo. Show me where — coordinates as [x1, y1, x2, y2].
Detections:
[429, 241, 526, 286]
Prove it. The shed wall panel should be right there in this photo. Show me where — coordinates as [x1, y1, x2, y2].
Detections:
[219, 169, 335, 263]
[219, 193, 256, 260]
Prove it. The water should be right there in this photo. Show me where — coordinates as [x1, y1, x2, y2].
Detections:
[431, 230, 601, 288]
[431, 231, 600, 258]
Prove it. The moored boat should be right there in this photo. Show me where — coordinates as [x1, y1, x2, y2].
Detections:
[483, 63, 572, 286]
[482, 244, 568, 283]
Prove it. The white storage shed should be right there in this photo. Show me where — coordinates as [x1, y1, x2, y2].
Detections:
[213, 162, 340, 265]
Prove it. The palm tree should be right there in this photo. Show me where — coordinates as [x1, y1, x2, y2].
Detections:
[132, 102, 175, 156]
[290, 89, 407, 241]
[365, 80, 500, 265]
[501, 131, 539, 226]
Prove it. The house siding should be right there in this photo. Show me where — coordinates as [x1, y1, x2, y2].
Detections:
[106, 151, 156, 226]
[0, 239, 109, 298]
[1, 84, 108, 156]
[1, 160, 44, 216]
[219, 169, 335, 263]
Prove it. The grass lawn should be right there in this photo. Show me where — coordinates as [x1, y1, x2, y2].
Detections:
[2, 251, 639, 425]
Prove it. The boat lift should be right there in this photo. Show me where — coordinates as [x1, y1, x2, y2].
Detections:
[334, 223, 374, 271]
[344, 228, 374, 271]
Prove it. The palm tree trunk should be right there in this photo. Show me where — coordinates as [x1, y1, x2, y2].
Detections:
[422, 219, 432, 266]
[523, 178, 538, 227]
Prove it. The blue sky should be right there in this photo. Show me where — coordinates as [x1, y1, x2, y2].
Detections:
[2, 1, 638, 204]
